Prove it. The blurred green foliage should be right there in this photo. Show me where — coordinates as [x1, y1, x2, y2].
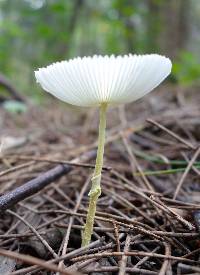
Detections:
[173, 51, 200, 86]
[0, 0, 199, 101]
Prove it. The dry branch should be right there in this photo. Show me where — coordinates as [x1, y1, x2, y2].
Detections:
[0, 150, 96, 212]
[0, 73, 26, 102]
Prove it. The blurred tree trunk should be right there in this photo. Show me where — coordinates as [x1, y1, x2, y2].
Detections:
[117, 0, 136, 52]
[159, 0, 190, 58]
[146, 0, 161, 51]
[59, 0, 84, 56]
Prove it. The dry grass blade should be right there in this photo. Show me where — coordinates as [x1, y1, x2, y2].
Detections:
[173, 146, 200, 199]
[147, 118, 196, 150]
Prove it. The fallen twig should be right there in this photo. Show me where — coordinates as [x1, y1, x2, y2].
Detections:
[0, 248, 81, 275]
[0, 150, 96, 212]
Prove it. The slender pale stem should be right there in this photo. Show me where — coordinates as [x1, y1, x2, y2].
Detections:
[81, 103, 107, 247]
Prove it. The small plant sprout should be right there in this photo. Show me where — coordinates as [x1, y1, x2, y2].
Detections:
[35, 54, 172, 246]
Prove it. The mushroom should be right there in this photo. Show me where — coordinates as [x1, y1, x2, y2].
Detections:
[35, 54, 172, 246]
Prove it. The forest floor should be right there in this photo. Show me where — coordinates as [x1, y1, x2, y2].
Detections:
[0, 85, 200, 275]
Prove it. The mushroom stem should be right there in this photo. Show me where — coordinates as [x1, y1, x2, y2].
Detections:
[81, 103, 107, 247]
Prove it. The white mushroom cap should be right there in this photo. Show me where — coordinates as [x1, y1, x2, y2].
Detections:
[35, 54, 172, 107]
